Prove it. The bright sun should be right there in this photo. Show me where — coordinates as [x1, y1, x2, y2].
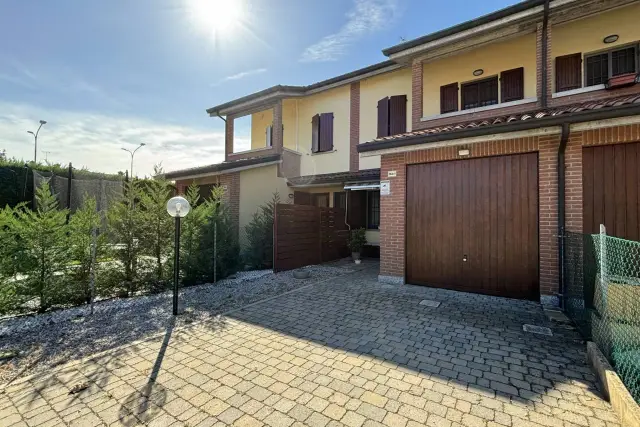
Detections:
[186, 0, 244, 35]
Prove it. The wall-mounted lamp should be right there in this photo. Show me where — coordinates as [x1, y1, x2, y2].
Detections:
[473, 69, 484, 77]
[603, 35, 619, 44]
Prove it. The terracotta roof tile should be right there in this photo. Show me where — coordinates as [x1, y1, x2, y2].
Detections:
[367, 94, 640, 144]
[288, 169, 380, 186]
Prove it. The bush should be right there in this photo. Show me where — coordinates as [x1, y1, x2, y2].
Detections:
[243, 193, 279, 269]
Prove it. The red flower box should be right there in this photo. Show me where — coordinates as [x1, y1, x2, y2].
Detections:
[606, 73, 638, 90]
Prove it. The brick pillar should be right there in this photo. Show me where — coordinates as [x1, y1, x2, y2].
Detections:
[536, 21, 553, 107]
[273, 101, 283, 153]
[411, 59, 423, 131]
[218, 172, 241, 239]
[538, 134, 560, 305]
[225, 115, 234, 161]
[379, 153, 407, 284]
[564, 131, 584, 233]
[350, 82, 360, 172]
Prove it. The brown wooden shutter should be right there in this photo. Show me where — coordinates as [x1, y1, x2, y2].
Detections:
[294, 191, 312, 205]
[377, 97, 389, 138]
[319, 113, 334, 152]
[556, 53, 582, 92]
[311, 114, 320, 153]
[347, 191, 367, 229]
[440, 83, 458, 114]
[500, 67, 524, 102]
[389, 95, 407, 136]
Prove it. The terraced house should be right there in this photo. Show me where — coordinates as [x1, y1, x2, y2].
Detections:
[167, 0, 640, 307]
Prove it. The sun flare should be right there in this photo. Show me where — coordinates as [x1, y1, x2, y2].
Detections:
[186, 0, 245, 36]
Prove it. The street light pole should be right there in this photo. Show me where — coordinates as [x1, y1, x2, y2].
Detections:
[121, 143, 146, 178]
[27, 120, 47, 163]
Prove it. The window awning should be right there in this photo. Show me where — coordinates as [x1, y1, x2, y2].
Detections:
[344, 182, 380, 191]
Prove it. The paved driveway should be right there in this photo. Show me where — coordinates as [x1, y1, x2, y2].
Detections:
[1, 264, 619, 426]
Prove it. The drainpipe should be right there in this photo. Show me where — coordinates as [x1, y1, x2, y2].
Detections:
[557, 123, 570, 309]
[541, 0, 550, 108]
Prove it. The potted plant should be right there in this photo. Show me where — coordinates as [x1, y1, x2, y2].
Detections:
[348, 228, 367, 263]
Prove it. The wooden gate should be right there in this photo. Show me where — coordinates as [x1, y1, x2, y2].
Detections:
[273, 204, 350, 272]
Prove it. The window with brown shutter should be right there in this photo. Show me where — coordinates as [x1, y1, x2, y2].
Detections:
[500, 67, 524, 102]
[377, 97, 389, 138]
[440, 83, 458, 114]
[584, 44, 639, 87]
[461, 77, 498, 110]
[556, 53, 582, 92]
[389, 95, 407, 136]
[318, 113, 334, 152]
[311, 114, 320, 153]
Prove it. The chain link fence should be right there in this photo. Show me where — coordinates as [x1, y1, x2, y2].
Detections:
[564, 226, 640, 402]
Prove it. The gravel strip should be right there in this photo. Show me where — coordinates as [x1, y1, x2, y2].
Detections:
[0, 261, 355, 385]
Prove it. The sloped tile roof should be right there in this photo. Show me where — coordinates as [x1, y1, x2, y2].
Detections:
[165, 154, 281, 180]
[287, 169, 380, 186]
[367, 94, 640, 145]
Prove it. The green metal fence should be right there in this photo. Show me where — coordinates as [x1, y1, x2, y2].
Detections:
[564, 226, 640, 403]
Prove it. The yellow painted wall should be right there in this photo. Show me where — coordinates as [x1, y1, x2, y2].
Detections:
[552, 3, 640, 91]
[239, 165, 291, 248]
[250, 108, 273, 150]
[422, 33, 537, 117]
[283, 85, 351, 176]
[358, 67, 411, 170]
[282, 99, 298, 151]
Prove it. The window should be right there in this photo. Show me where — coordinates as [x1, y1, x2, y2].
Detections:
[556, 53, 582, 92]
[333, 192, 346, 210]
[500, 67, 524, 102]
[312, 193, 329, 207]
[461, 77, 498, 110]
[440, 83, 458, 114]
[585, 44, 639, 87]
[377, 95, 407, 137]
[265, 125, 273, 147]
[367, 191, 380, 229]
[311, 113, 334, 153]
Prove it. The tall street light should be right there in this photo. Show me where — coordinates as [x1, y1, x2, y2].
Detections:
[166, 196, 191, 316]
[121, 143, 146, 178]
[27, 120, 47, 163]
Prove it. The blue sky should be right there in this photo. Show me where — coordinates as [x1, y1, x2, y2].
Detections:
[0, 0, 518, 176]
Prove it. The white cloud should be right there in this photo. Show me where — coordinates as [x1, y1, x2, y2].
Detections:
[300, 0, 400, 62]
[211, 68, 267, 86]
[0, 102, 250, 177]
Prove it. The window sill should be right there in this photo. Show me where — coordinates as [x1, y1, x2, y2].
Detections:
[311, 149, 336, 156]
[552, 84, 605, 98]
[420, 97, 537, 122]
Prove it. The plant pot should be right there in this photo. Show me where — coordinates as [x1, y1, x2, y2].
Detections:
[352, 252, 361, 261]
[293, 270, 311, 279]
[354, 259, 362, 265]
[606, 73, 638, 89]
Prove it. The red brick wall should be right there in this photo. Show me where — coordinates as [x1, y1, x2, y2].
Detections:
[350, 82, 360, 172]
[564, 124, 640, 234]
[379, 135, 562, 299]
[411, 60, 423, 131]
[273, 100, 283, 154]
[225, 116, 234, 162]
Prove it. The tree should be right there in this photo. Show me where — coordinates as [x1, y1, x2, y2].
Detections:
[12, 182, 69, 312]
[243, 193, 279, 269]
[107, 179, 146, 296]
[139, 165, 173, 286]
[67, 197, 104, 304]
[0, 205, 19, 314]
[180, 183, 207, 285]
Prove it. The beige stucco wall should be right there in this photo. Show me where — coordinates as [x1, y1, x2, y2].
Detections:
[358, 67, 412, 170]
[422, 33, 537, 117]
[552, 3, 640, 92]
[250, 108, 273, 150]
[239, 165, 291, 248]
[281, 85, 350, 176]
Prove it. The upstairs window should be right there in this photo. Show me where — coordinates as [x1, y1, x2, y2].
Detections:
[461, 77, 498, 110]
[585, 44, 639, 87]
[377, 95, 407, 137]
[265, 125, 273, 147]
[500, 67, 524, 102]
[311, 113, 334, 153]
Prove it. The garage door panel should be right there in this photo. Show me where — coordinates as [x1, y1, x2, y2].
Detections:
[406, 153, 539, 300]
[583, 142, 640, 240]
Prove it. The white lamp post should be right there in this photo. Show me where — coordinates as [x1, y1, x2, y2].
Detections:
[166, 196, 191, 315]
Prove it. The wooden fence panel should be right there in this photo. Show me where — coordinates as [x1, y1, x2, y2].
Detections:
[274, 204, 349, 272]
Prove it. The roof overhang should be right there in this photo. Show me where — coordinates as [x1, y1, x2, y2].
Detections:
[206, 61, 402, 117]
[358, 103, 640, 155]
[344, 182, 381, 191]
[165, 154, 281, 181]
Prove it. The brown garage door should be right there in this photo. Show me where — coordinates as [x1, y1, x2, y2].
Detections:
[406, 153, 539, 300]
[583, 142, 640, 240]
